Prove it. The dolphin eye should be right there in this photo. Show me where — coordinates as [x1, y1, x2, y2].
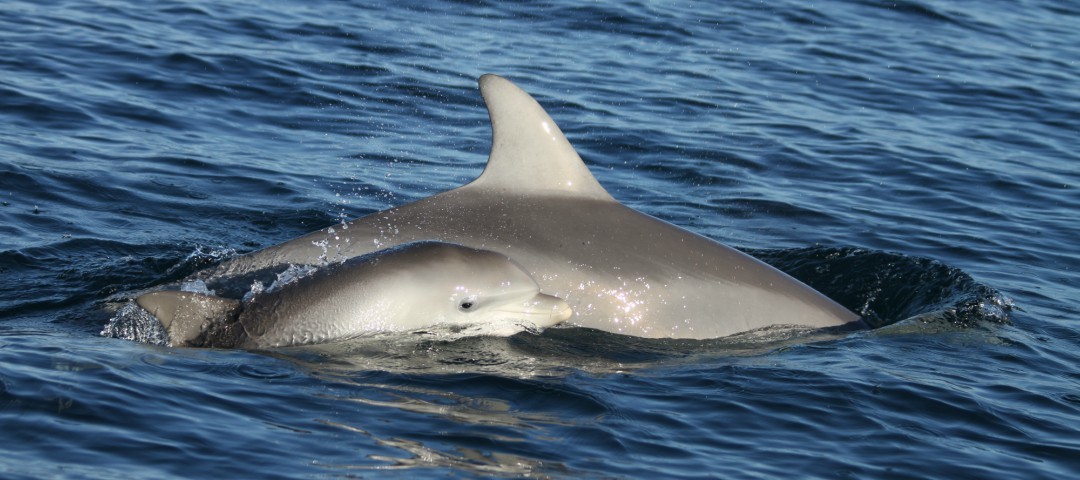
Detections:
[459, 300, 475, 312]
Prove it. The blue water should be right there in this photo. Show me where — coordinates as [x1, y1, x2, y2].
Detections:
[2, 0, 1078, 477]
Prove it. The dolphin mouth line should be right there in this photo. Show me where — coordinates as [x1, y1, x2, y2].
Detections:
[492, 303, 573, 323]
[493, 308, 569, 318]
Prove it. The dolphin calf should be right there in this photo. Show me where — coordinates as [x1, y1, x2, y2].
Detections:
[136, 242, 572, 348]
[171, 74, 859, 339]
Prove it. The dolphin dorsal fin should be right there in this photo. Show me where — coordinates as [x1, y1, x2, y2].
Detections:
[466, 74, 614, 201]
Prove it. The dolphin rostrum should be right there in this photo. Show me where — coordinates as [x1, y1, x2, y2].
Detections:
[135, 242, 572, 348]
[166, 74, 860, 339]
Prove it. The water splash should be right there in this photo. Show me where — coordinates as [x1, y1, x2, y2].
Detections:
[101, 302, 169, 346]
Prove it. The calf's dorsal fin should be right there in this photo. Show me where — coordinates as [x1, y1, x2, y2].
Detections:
[135, 291, 241, 347]
[466, 74, 614, 201]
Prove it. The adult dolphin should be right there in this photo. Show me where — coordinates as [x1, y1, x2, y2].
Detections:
[137, 242, 572, 348]
[182, 74, 860, 339]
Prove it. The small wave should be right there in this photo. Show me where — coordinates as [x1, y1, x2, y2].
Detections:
[167, 245, 238, 278]
[751, 246, 1014, 329]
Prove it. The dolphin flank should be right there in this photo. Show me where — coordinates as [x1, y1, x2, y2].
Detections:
[186, 74, 861, 339]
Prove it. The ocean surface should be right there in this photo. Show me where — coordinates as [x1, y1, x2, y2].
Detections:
[1, 0, 1077, 478]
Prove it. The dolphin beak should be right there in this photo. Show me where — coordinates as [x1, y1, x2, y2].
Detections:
[492, 293, 572, 330]
[528, 293, 573, 326]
